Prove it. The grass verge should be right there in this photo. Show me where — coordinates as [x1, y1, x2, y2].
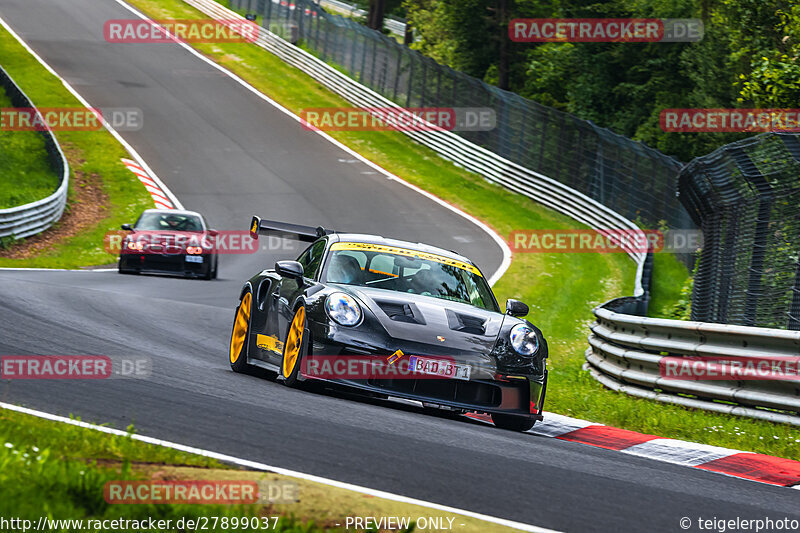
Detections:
[0, 87, 61, 209]
[0, 407, 519, 532]
[0, 24, 153, 266]
[119, 0, 800, 458]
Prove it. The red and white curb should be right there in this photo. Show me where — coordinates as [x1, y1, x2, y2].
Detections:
[466, 412, 800, 488]
[122, 158, 174, 210]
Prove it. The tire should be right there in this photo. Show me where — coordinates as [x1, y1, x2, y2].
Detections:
[491, 413, 536, 432]
[280, 306, 307, 387]
[202, 259, 213, 280]
[118, 259, 135, 274]
[229, 291, 253, 372]
[211, 260, 218, 279]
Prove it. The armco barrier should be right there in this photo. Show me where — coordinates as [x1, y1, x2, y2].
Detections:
[586, 297, 800, 426]
[317, 0, 407, 37]
[0, 66, 70, 240]
[183, 0, 648, 298]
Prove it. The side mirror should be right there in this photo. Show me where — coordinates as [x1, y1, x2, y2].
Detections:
[121, 223, 133, 231]
[275, 260, 304, 280]
[207, 229, 219, 236]
[506, 299, 529, 317]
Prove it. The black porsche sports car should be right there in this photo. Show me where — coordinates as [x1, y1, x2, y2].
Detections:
[229, 216, 548, 431]
[118, 209, 219, 279]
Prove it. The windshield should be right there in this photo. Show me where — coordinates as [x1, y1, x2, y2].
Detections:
[323, 242, 499, 312]
[135, 212, 204, 232]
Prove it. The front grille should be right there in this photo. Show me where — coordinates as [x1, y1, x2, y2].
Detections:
[367, 377, 502, 407]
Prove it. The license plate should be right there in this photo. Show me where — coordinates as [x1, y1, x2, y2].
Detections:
[408, 355, 470, 381]
[185, 255, 204, 263]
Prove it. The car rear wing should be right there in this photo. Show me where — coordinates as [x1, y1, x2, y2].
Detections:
[249, 216, 334, 243]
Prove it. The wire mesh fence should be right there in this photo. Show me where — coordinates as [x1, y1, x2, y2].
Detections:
[228, 0, 693, 235]
[678, 133, 800, 330]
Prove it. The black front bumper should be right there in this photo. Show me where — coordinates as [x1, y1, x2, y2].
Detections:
[119, 252, 211, 276]
[304, 320, 547, 418]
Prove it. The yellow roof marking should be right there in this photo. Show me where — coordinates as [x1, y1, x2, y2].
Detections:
[330, 242, 482, 277]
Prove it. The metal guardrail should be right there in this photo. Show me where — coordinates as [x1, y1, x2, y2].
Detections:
[317, 0, 407, 36]
[185, 0, 648, 298]
[0, 66, 70, 240]
[586, 297, 800, 426]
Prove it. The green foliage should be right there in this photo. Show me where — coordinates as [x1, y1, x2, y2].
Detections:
[0, 88, 60, 209]
[404, 0, 800, 161]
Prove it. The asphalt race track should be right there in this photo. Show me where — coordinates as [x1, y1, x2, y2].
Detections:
[0, 1, 798, 531]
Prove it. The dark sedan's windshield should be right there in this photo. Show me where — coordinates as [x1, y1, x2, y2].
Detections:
[323, 242, 498, 312]
[135, 212, 203, 232]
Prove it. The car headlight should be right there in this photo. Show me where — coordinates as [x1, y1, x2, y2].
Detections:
[509, 324, 539, 356]
[326, 292, 362, 326]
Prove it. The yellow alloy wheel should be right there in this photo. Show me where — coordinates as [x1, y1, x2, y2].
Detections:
[230, 292, 252, 363]
[282, 307, 306, 378]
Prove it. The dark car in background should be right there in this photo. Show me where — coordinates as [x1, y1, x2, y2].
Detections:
[118, 209, 219, 279]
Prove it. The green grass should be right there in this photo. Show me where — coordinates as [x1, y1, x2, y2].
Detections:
[0, 409, 222, 467]
[123, 0, 800, 458]
[0, 88, 61, 209]
[0, 409, 267, 532]
[0, 26, 153, 265]
[0, 408, 513, 532]
[648, 253, 693, 319]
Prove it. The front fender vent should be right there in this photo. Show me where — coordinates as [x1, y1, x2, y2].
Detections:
[375, 301, 425, 324]
[446, 310, 487, 335]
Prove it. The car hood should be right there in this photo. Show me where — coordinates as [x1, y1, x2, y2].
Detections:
[340, 285, 505, 355]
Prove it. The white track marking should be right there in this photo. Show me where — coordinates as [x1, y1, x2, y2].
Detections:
[0, 402, 559, 533]
[0, 14, 183, 211]
[528, 412, 598, 438]
[621, 439, 741, 467]
[110, 0, 512, 286]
